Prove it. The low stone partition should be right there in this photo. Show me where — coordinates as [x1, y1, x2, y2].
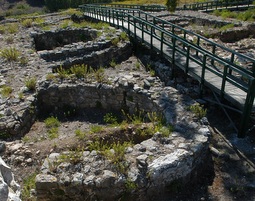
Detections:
[35, 70, 211, 200]
[0, 28, 132, 139]
[34, 28, 132, 69]
[0, 94, 37, 138]
[31, 28, 97, 51]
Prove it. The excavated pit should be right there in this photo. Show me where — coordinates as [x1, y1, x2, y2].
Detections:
[1, 24, 212, 201]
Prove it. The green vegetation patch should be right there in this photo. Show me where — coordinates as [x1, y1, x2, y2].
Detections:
[213, 9, 255, 22]
[44, 116, 60, 139]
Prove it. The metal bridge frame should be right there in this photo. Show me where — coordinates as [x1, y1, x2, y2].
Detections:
[79, 4, 255, 138]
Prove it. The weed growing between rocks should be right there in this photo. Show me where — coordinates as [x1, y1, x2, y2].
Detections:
[0, 47, 20, 62]
[25, 77, 37, 91]
[22, 172, 37, 201]
[44, 116, 60, 139]
[0, 85, 13, 98]
[188, 103, 207, 119]
[54, 64, 108, 83]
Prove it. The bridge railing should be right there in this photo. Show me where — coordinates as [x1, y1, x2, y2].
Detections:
[79, 4, 255, 137]
[100, 3, 166, 11]
[181, 0, 254, 11]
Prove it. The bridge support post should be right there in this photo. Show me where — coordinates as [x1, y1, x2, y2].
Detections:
[238, 79, 255, 138]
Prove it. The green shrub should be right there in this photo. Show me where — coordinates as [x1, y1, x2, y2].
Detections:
[109, 59, 117, 68]
[16, 2, 30, 10]
[59, 148, 83, 164]
[70, 64, 88, 78]
[47, 127, 59, 139]
[60, 19, 72, 29]
[220, 10, 237, 19]
[21, 19, 33, 28]
[89, 125, 104, 133]
[7, 24, 18, 34]
[0, 25, 5, 34]
[44, 116, 60, 139]
[46, 73, 56, 80]
[220, 23, 234, 31]
[159, 125, 174, 137]
[135, 61, 140, 69]
[21, 172, 37, 200]
[237, 9, 254, 21]
[34, 18, 45, 26]
[44, 116, 60, 128]
[104, 113, 118, 125]
[75, 129, 87, 139]
[25, 77, 37, 91]
[56, 66, 69, 79]
[122, 109, 144, 125]
[94, 67, 106, 83]
[213, 9, 221, 17]
[120, 31, 129, 41]
[0, 47, 20, 62]
[111, 37, 120, 46]
[88, 140, 131, 173]
[188, 103, 207, 119]
[18, 92, 24, 100]
[166, 0, 178, 12]
[0, 85, 13, 98]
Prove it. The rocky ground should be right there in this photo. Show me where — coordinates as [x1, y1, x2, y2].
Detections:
[0, 7, 254, 201]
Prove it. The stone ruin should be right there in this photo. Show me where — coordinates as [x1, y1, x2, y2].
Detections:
[35, 72, 211, 201]
[0, 25, 211, 200]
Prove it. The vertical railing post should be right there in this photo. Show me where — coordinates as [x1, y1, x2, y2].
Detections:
[128, 15, 130, 36]
[229, 53, 235, 75]
[221, 64, 228, 99]
[134, 18, 137, 40]
[211, 44, 216, 66]
[238, 78, 255, 137]
[172, 38, 176, 66]
[150, 26, 153, 51]
[183, 32, 186, 49]
[196, 37, 200, 57]
[116, 11, 119, 28]
[160, 31, 164, 57]
[252, 62, 255, 77]
[200, 54, 207, 97]
[185, 45, 190, 74]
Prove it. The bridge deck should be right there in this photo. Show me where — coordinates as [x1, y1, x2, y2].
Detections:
[85, 13, 250, 111]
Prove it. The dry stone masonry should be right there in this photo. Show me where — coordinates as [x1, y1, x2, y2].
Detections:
[4, 10, 252, 200]
[35, 64, 211, 200]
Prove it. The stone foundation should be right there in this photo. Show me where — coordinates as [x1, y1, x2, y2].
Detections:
[35, 70, 211, 201]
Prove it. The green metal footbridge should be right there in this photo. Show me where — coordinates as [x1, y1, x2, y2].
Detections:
[180, 0, 255, 11]
[79, 4, 255, 138]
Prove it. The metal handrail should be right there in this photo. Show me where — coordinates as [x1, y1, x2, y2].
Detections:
[181, 0, 254, 11]
[80, 4, 255, 137]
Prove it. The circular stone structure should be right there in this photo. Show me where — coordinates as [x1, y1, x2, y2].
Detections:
[35, 64, 211, 201]
[0, 18, 211, 200]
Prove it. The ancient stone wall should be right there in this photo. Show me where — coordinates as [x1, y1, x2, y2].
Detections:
[31, 28, 97, 51]
[0, 28, 132, 138]
[35, 71, 211, 201]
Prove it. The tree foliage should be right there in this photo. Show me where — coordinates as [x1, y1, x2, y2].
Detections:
[166, 0, 178, 12]
[44, 0, 111, 12]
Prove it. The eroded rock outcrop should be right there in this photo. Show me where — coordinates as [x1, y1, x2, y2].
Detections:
[0, 155, 21, 201]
